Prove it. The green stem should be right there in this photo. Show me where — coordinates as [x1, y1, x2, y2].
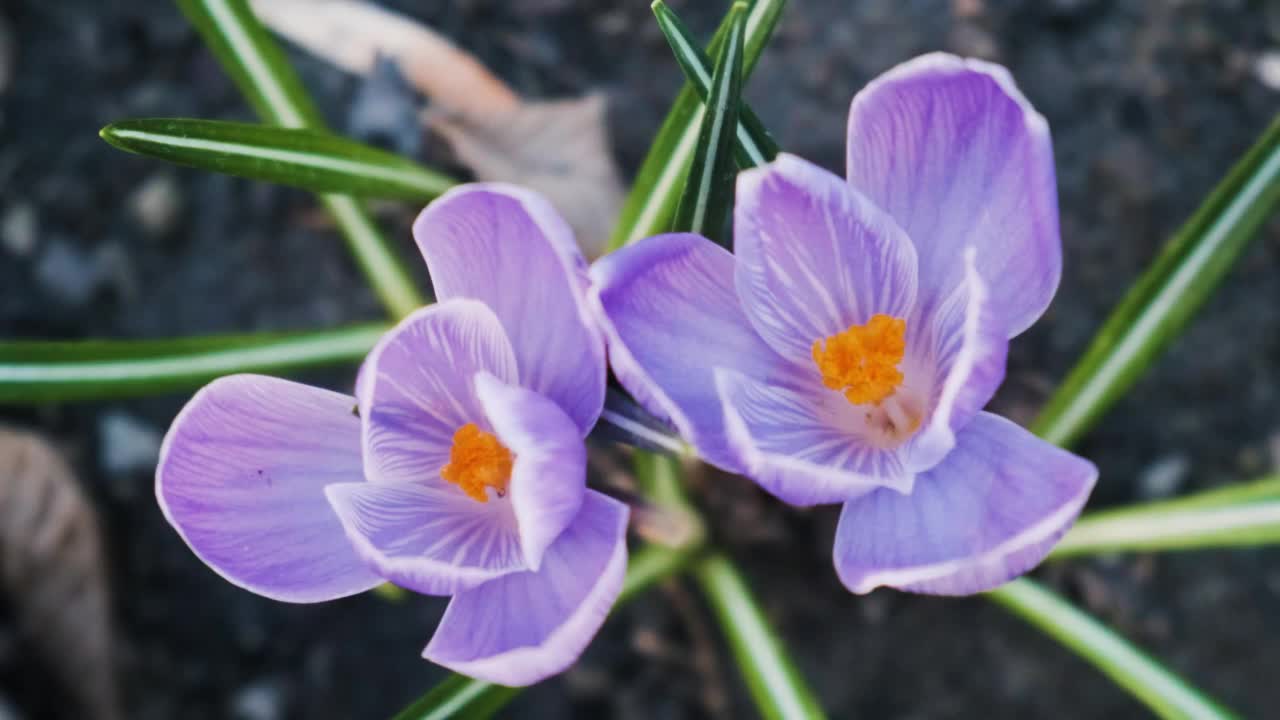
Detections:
[175, 0, 425, 319]
[693, 554, 827, 720]
[0, 324, 386, 404]
[987, 579, 1239, 720]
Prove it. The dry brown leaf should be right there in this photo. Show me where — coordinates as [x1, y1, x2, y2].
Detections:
[250, 0, 625, 258]
[250, 0, 519, 117]
[0, 427, 118, 720]
[430, 95, 625, 259]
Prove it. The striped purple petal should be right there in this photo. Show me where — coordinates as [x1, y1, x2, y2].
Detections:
[358, 299, 517, 487]
[415, 184, 606, 434]
[846, 52, 1060, 338]
[423, 491, 629, 686]
[834, 412, 1096, 595]
[734, 153, 918, 366]
[156, 375, 381, 603]
[589, 233, 793, 473]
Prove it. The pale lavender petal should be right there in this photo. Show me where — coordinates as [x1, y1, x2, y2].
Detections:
[834, 412, 1096, 595]
[904, 249, 1008, 473]
[414, 184, 605, 434]
[846, 52, 1060, 337]
[358, 300, 518, 487]
[716, 368, 913, 506]
[156, 375, 381, 603]
[474, 372, 585, 572]
[589, 233, 795, 473]
[735, 153, 919, 365]
[423, 491, 629, 686]
[324, 481, 525, 596]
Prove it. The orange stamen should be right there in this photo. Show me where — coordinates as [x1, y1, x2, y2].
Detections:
[811, 314, 907, 406]
[441, 423, 513, 503]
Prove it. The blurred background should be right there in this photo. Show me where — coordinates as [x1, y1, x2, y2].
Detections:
[2, 0, 1279, 717]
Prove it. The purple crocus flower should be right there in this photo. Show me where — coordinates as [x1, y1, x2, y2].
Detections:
[156, 185, 628, 685]
[590, 53, 1097, 596]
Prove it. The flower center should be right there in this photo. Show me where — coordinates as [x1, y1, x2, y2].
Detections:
[441, 423, 513, 503]
[811, 313, 907, 406]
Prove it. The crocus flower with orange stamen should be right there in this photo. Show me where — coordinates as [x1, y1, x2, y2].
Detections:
[590, 53, 1097, 596]
[156, 185, 627, 686]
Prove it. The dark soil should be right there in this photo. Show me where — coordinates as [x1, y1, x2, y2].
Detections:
[2, 0, 1279, 718]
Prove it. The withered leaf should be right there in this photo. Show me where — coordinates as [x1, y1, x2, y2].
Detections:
[0, 427, 118, 720]
[430, 94, 625, 259]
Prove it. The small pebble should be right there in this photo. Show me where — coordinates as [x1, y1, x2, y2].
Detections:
[1, 203, 36, 257]
[1254, 51, 1280, 91]
[99, 411, 162, 477]
[35, 241, 102, 307]
[129, 173, 183, 237]
[1138, 455, 1190, 500]
[231, 680, 285, 720]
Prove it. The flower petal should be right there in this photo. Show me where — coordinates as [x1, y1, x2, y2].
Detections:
[589, 233, 793, 473]
[834, 412, 1096, 595]
[474, 372, 586, 572]
[904, 248, 1008, 473]
[734, 153, 919, 365]
[358, 299, 518, 486]
[324, 481, 525, 596]
[716, 368, 912, 506]
[414, 184, 606, 434]
[846, 52, 1060, 337]
[423, 491, 629, 686]
[156, 375, 381, 603]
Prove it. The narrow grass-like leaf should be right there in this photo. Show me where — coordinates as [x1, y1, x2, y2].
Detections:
[608, 0, 786, 251]
[1052, 475, 1280, 558]
[988, 579, 1239, 720]
[391, 542, 702, 720]
[673, 1, 747, 244]
[102, 118, 455, 200]
[652, 0, 779, 169]
[693, 554, 827, 720]
[0, 325, 386, 404]
[175, 0, 425, 319]
[1033, 114, 1280, 447]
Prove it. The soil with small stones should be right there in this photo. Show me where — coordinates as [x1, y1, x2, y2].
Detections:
[2, 0, 1279, 718]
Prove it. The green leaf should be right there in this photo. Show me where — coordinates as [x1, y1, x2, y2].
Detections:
[693, 554, 827, 720]
[987, 579, 1239, 720]
[390, 544, 700, 720]
[175, 0, 425, 319]
[608, 0, 786, 251]
[1052, 475, 1280, 558]
[672, 1, 747, 244]
[102, 118, 455, 200]
[652, 0, 779, 169]
[0, 325, 386, 404]
[1033, 113, 1280, 448]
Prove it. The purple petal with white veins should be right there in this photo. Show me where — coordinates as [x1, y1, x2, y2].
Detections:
[358, 299, 517, 487]
[475, 372, 586, 571]
[589, 233, 795, 473]
[424, 491, 629, 686]
[847, 52, 1060, 337]
[715, 368, 913, 506]
[735, 153, 919, 365]
[834, 412, 1096, 596]
[904, 249, 1008, 473]
[324, 481, 525, 596]
[156, 375, 381, 603]
[414, 184, 606, 434]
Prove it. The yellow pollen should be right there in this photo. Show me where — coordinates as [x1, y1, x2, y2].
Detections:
[441, 423, 513, 503]
[811, 314, 907, 406]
